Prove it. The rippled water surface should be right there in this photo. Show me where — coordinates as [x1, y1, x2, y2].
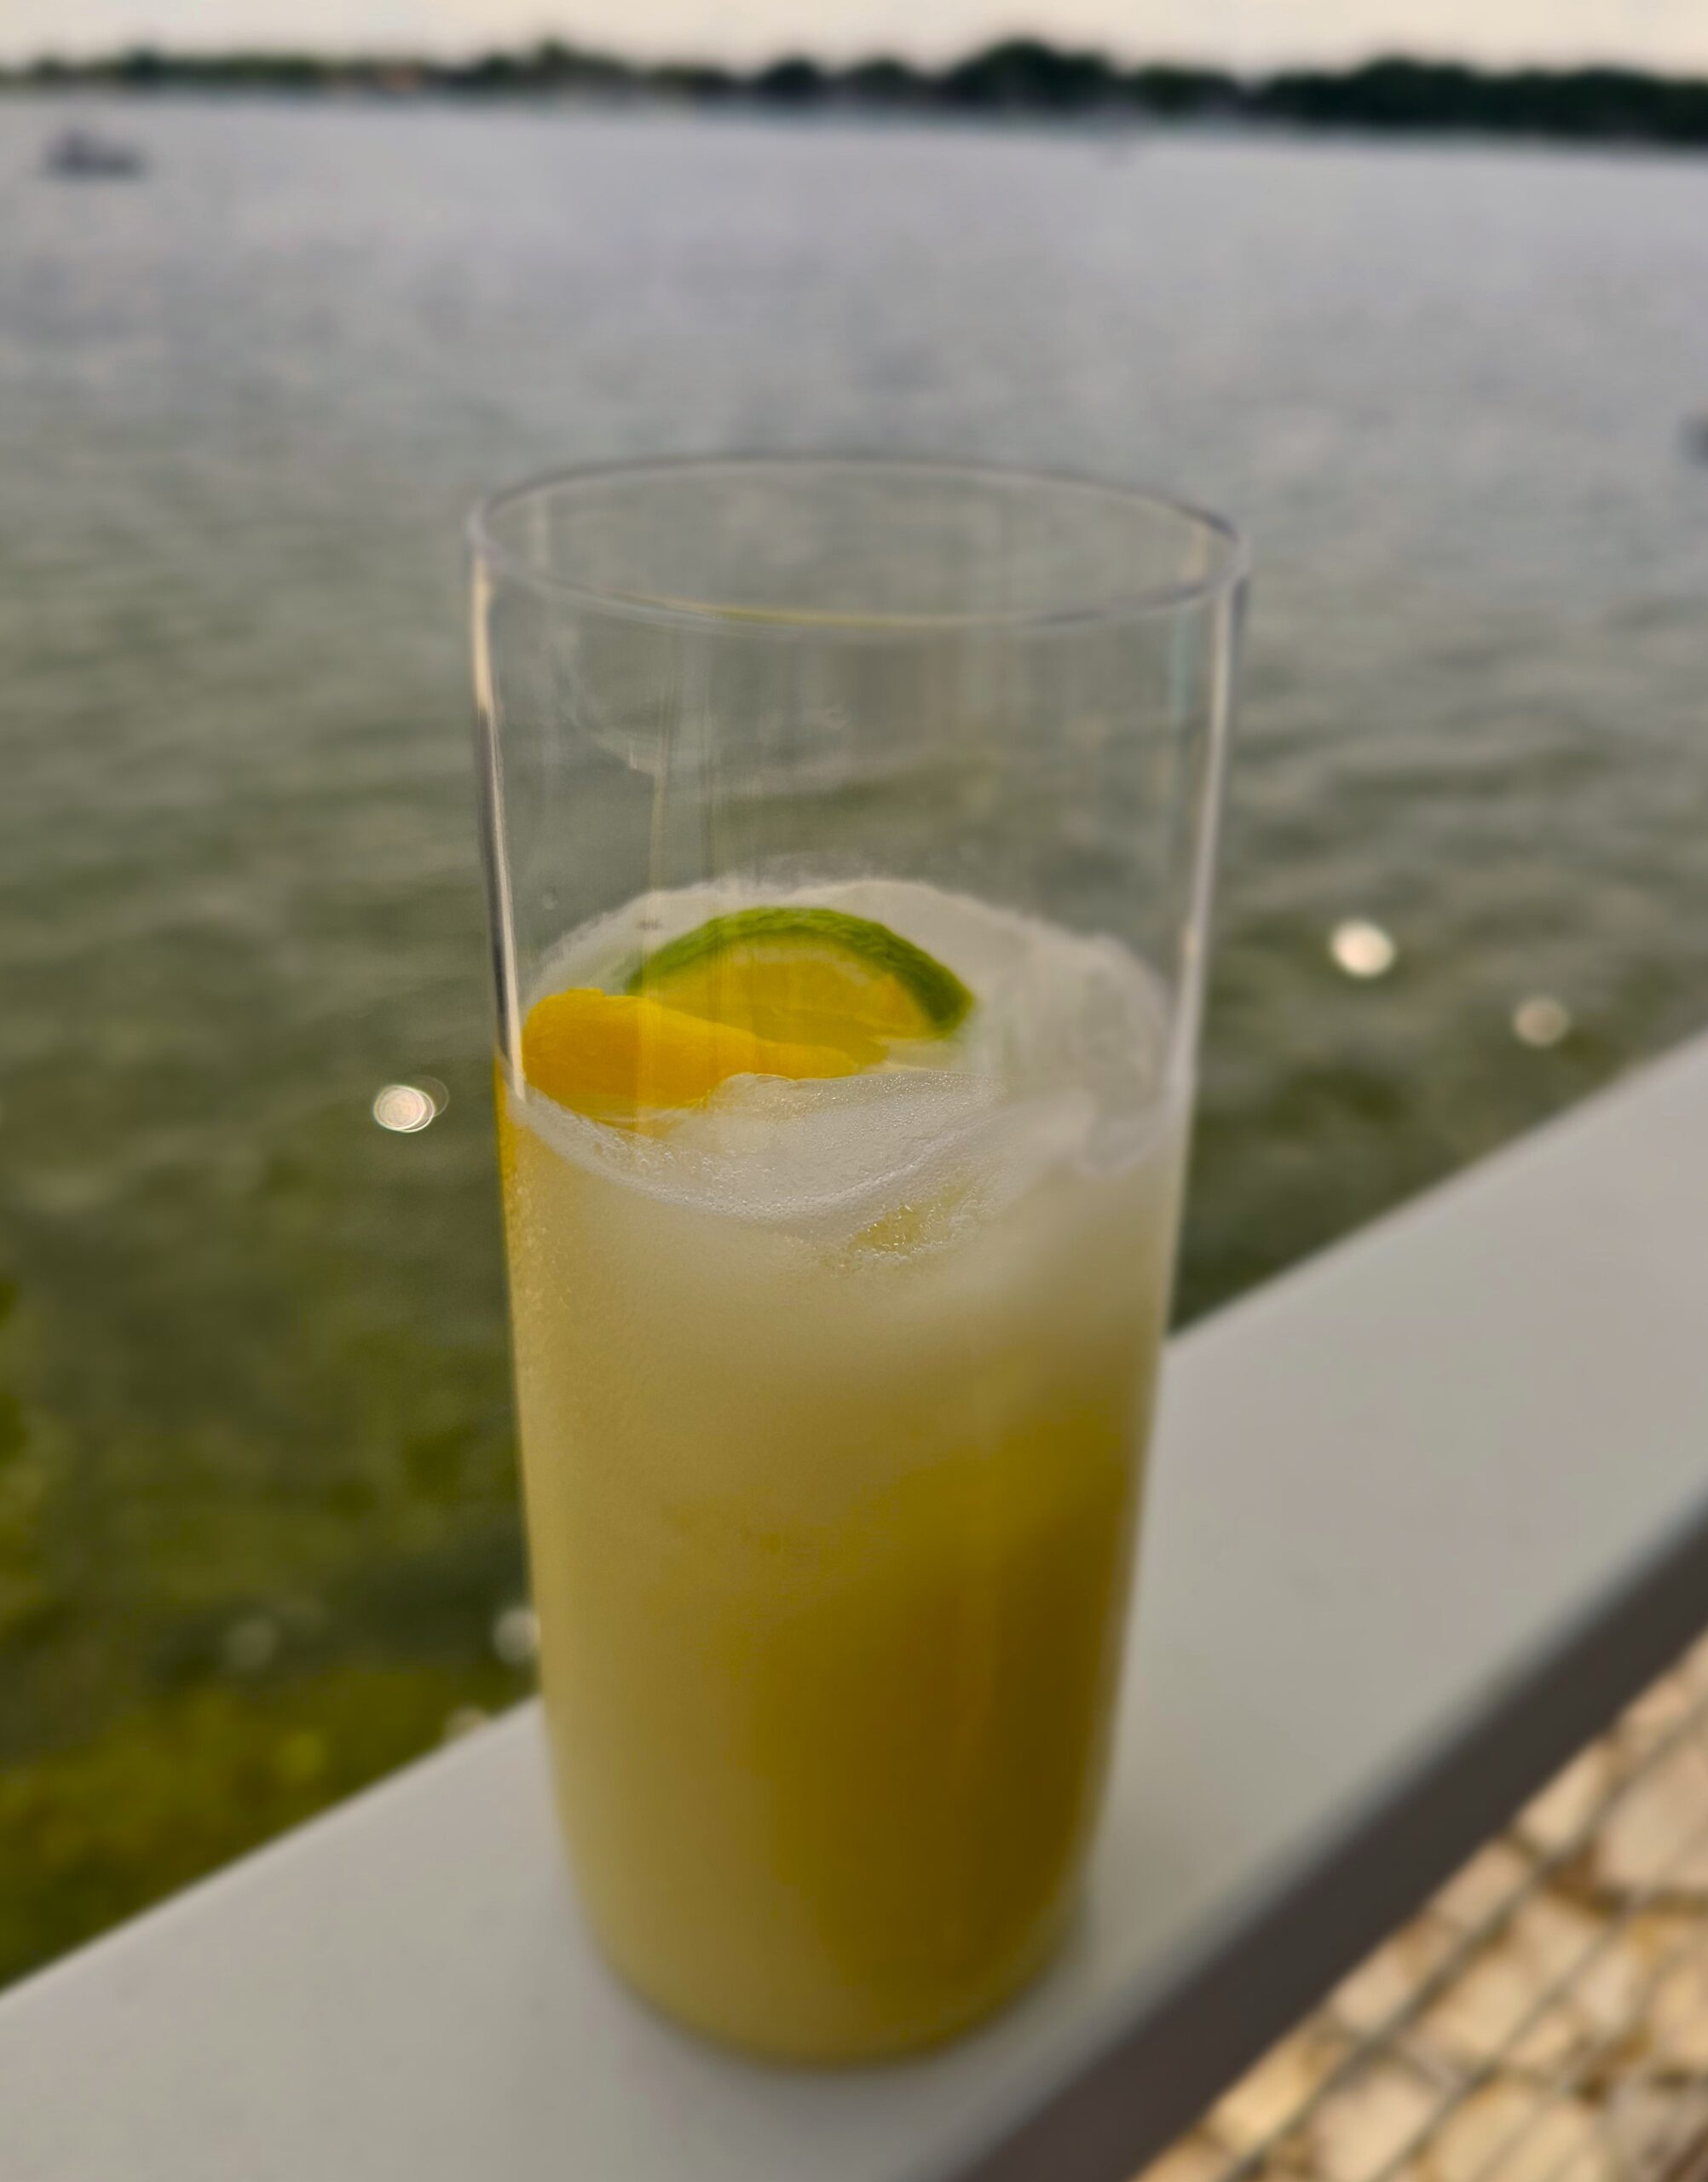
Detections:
[3, 98, 1707, 1983]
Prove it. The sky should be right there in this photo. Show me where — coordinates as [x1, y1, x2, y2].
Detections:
[7, 0, 1708, 72]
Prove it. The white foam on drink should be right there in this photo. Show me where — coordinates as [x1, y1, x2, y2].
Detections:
[512, 880, 1177, 1245]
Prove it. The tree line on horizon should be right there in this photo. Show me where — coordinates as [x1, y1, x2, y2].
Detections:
[11, 38, 1708, 148]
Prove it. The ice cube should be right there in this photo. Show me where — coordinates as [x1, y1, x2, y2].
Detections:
[667, 1067, 1005, 1234]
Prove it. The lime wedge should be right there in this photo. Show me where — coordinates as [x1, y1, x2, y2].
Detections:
[626, 907, 973, 1061]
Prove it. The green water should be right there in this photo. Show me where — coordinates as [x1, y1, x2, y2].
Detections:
[3, 101, 1707, 1988]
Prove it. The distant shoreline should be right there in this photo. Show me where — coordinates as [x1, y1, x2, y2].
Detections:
[8, 40, 1708, 153]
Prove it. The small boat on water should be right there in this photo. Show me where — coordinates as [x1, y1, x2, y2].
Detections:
[43, 129, 147, 180]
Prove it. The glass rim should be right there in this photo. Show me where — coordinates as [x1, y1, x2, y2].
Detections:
[467, 453, 1249, 637]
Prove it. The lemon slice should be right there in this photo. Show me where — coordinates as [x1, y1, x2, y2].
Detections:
[521, 988, 859, 1127]
[626, 907, 973, 1063]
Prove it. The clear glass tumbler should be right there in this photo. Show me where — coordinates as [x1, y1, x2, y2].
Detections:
[470, 457, 1245, 2062]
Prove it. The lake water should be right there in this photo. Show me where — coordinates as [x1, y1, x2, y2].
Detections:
[3, 98, 1707, 1985]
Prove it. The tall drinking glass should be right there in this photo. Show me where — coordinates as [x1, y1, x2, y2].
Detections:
[470, 458, 1244, 2062]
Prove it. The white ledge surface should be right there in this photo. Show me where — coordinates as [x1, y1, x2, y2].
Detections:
[7, 1038, 1708, 2182]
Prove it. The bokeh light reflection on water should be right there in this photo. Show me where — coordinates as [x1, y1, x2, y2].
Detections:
[1330, 921, 1399, 980]
[372, 1083, 437, 1134]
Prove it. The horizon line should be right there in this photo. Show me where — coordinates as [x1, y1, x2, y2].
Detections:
[5, 35, 1708, 85]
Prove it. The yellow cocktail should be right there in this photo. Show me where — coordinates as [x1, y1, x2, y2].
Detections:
[498, 879, 1182, 2058]
[470, 455, 1244, 2059]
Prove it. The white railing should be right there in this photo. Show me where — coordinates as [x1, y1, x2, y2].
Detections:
[6, 1037, 1708, 2182]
